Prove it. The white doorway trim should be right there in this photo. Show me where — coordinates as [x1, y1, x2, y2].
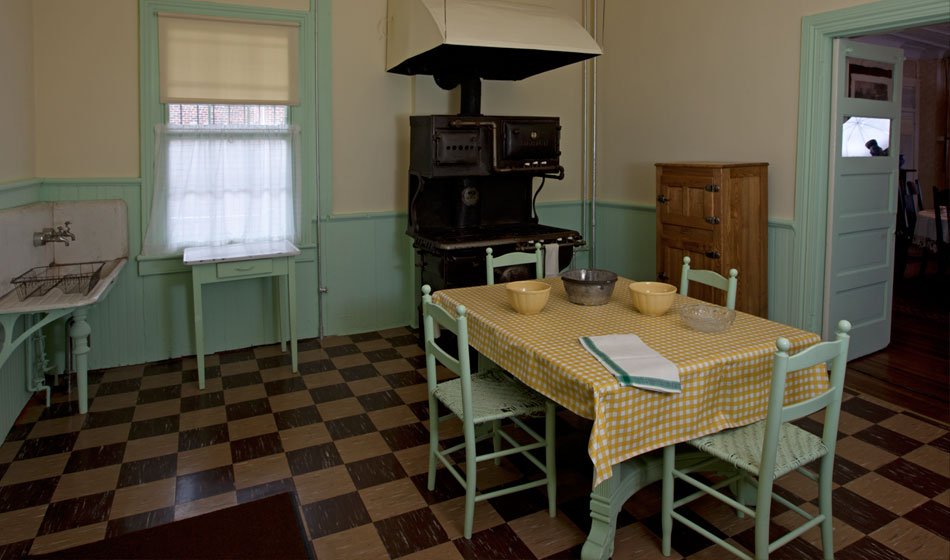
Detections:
[790, 0, 948, 335]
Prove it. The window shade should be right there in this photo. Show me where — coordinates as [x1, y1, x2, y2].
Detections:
[158, 13, 300, 105]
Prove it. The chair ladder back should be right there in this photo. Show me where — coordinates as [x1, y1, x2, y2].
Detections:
[423, 338, 463, 377]
[934, 187, 949, 245]
[422, 300, 459, 338]
[421, 286, 471, 381]
[486, 242, 543, 285]
[762, 322, 851, 475]
[912, 179, 924, 211]
[900, 184, 919, 232]
[679, 257, 739, 310]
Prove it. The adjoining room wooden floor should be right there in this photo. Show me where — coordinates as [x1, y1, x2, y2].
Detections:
[846, 258, 950, 423]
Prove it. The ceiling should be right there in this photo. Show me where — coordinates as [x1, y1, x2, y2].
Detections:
[853, 22, 950, 60]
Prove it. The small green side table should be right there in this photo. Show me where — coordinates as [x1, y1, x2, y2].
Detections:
[183, 241, 301, 389]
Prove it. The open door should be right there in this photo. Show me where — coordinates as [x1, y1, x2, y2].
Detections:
[824, 38, 903, 359]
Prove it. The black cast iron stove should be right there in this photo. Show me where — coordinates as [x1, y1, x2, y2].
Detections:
[407, 79, 583, 305]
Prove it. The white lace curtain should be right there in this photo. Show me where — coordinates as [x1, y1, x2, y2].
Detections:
[143, 124, 301, 255]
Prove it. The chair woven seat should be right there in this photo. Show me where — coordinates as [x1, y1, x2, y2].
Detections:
[689, 420, 828, 479]
[434, 369, 548, 424]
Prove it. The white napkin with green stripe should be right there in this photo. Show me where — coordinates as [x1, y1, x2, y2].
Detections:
[579, 334, 681, 393]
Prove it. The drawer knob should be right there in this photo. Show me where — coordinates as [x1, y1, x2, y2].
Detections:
[705, 216, 721, 225]
[657, 272, 669, 281]
[656, 195, 670, 203]
[705, 184, 720, 192]
[705, 251, 721, 259]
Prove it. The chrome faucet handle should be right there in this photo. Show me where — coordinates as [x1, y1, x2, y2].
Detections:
[57, 221, 76, 240]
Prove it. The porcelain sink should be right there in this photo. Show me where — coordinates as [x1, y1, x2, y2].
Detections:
[0, 200, 128, 314]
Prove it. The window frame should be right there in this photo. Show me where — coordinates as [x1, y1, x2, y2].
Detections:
[138, 0, 317, 267]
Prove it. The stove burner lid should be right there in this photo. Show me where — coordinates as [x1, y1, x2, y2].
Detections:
[410, 223, 581, 251]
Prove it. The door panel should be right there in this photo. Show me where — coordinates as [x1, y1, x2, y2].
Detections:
[825, 39, 903, 360]
[835, 282, 889, 326]
[658, 169, 718, 230]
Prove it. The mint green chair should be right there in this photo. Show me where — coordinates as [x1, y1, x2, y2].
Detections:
[661, 320, 852, 560]
[421, 285, 556, 539]
[486, 242, 544, 284]
[680, 256, 739, 309]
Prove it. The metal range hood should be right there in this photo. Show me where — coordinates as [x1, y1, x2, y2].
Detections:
[386, 0, 602, 82]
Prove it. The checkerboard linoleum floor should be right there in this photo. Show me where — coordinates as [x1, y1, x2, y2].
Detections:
[0, 327, 947, 559]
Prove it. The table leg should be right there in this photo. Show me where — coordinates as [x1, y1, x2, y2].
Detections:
[191, 269, 206, 390]
[69, 308, 91, 414]
[581, 451, 665, 560]
[580, 449, 721, 560]
[288, 258, 298, 372]
[277, 275, 287, 353]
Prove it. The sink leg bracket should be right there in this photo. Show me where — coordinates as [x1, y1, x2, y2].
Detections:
[1, 307, 79, 412]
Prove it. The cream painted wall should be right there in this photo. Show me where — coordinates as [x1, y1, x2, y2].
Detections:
[33, 0, 139, 178]
[596, 0, 876, 220]
[331, 0, 412, 214]
[332, 0, 591, 214]
[30, 0, 303, 180]
[0, 0, 36, 183]
[19, 0, 893, 220]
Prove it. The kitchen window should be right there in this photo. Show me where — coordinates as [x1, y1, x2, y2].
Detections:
[142, 103, 300, 255]
[140, 5, 312, 258]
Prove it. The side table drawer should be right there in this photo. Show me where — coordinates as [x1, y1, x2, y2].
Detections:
[217, 258, 273, 279]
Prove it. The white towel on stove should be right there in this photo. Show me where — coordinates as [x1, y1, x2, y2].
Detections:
[544, 243, 560, 277]
[579, 334, 681, 393]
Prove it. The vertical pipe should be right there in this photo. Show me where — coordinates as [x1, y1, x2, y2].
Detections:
[590, 0, 599, 269]
[581, 0, 590, 260]
[315, 0, 327, 339]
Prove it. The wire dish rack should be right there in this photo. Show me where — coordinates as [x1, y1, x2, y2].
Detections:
[12, 262, 104, 301]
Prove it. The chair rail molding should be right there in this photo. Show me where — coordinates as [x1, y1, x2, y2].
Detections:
[793, 0, 948, 335]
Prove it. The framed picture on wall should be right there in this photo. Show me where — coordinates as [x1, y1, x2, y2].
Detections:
[849, 73, 892, 101]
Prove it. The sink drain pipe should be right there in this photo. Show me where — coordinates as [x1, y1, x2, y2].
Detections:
[26, 315, 52, 407]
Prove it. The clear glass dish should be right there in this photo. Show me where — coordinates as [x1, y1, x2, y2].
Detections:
[680, 303, 736, 333]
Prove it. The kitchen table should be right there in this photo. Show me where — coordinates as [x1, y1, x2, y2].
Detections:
[432, 276, 828, 559]
[913, 208, 948, 249]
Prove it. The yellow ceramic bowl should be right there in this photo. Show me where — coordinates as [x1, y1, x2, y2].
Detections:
[629, 281, 677, 316]
[506, 280, 551, 315]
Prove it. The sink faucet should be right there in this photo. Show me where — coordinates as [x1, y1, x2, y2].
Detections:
[33, 221, 76, 247]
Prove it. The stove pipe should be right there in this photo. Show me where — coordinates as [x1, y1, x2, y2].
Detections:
[434, 74, 481, 115]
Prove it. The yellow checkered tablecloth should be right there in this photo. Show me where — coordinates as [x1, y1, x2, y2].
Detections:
[432, 277, 829, 486]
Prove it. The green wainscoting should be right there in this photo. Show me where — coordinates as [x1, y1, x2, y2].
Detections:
[588, 201, 657, 281]
[321, 213, 415, 335]
[0, 180, 43, 442]
[767, 220, 797, 327]
[0, 179, 43, 208]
